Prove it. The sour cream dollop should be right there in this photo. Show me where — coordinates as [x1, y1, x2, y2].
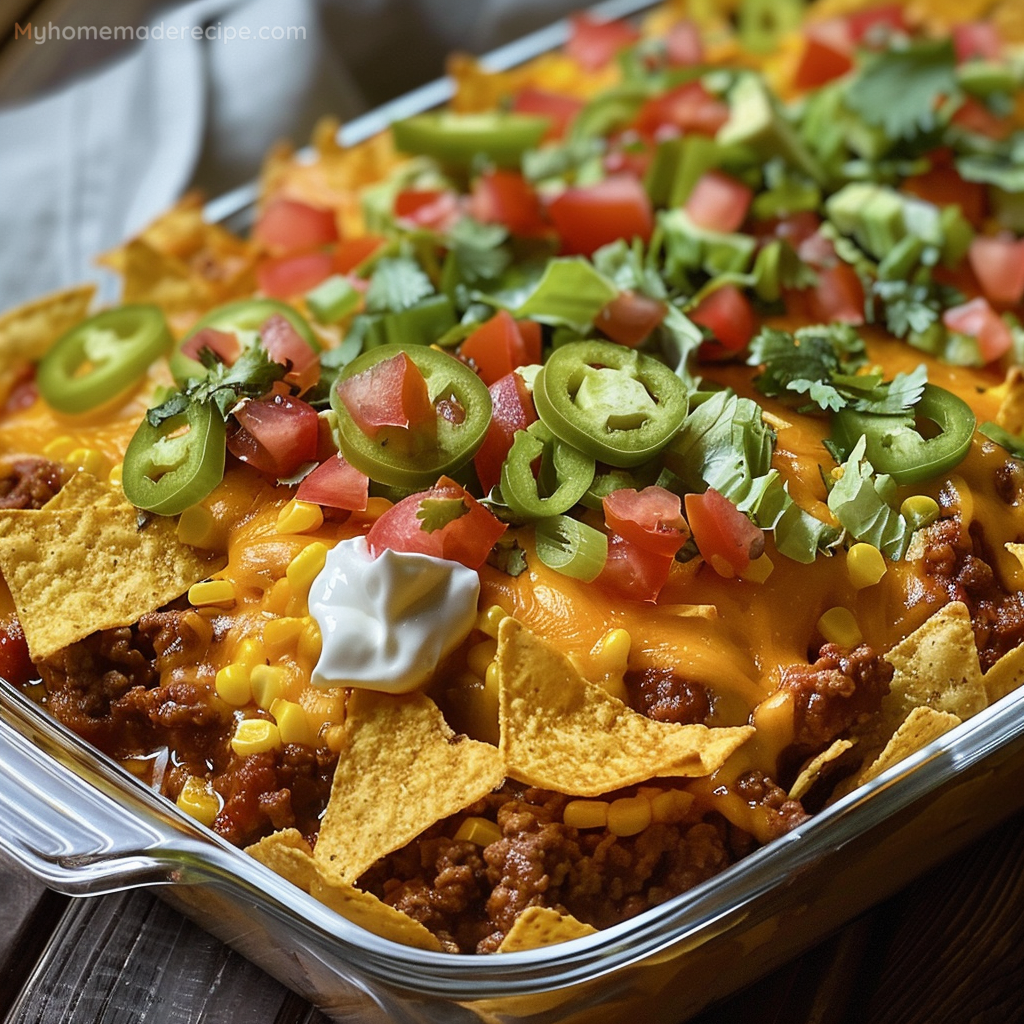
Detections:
[307, 536, 480, 694]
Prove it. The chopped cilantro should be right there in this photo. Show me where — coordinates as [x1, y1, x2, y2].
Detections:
[443, 217, 512, 286]
[416, 497, 470, 533]
[748, 324, 867, 402]
[486, 535, 528, 577]
[364, 256, 434, 314]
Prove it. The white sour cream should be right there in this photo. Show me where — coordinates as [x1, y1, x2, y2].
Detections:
[307, 536, 480, 694]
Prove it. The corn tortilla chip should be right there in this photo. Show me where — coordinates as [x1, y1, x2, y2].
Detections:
[982, 643, 1024, 705]
[247, 829, 442, 951]
[0, 501, 224, 660]
[858, 706, 962, 787]
[42, 472, 128, 512]
[498, 906, 598, 952]
[0, 283, 95, 364]
[314, 689, 504, 885]
[497, 618, 753, 797]
[788, 738, 854, 801]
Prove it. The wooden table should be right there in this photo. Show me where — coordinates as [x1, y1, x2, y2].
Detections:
[2, 806, 1023, 1023]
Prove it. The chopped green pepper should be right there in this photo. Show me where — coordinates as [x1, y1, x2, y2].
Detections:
[121, 400, 226, 515]
[330, 343, 491, 489]
[37, 305, 172, 415]
[830, 384, 976, 485]
[171, 298, 318, 385]
[533, 340, 689, 468]
[391, 111, 549, 169]
[500, 421, 595, 520]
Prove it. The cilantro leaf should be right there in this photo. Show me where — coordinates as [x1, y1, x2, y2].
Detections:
[748, 324, 867, 401]
[444, 217, 512, 286]
[853, 364, 928, 414]
[844, 38, 958, 143]
[365, 256, 434, 314]
[786, 379, 846, 413]
[416, 497, 469, 533]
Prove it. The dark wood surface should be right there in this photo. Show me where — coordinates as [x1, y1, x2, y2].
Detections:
[2, 808, 1023, 1023]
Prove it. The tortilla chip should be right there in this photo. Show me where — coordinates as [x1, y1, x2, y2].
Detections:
[982, 643, 1024, 705]
[788, 738, 854, 801]
[118, 238, 214, 315]
[858, 706, 962, 786]
[314, 689, 504, 885]
[0, 499, 224, 660]
[0, 283, 95, 365]
[498, 906, 598, 952]
[42, 472, 128, 512]
[497, 618, 753, 797]
[247, 829, 443, 951]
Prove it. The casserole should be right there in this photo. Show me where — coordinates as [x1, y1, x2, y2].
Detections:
[3, 0, 1024, 1019]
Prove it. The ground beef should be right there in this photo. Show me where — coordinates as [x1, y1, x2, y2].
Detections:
[734, 770, 811, 839]
[0, 457, 66, 509]
[920, 512, 1024, 670]
[625, 667, 712, 725]
[779, 643, 892, 749]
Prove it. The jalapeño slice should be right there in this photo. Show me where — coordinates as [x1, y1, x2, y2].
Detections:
[533, 340, 689, 467]
[500, 421, 596, 520]
[37, 305, 172, 415]
[330, 344, 492, 490]
[171, 298, 319, 385]
[121, 400, 226, 515]
[830, 384, 976, 485]
[391, 111, 549, 169]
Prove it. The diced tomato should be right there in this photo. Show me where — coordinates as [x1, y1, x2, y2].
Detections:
[808, 262, 865, 325]
[685, 171, 754, 233]
[228, 393, 320, 479]
[366, 476, 507, 569]
[943, 297, 1015, 363]
[460, 310, 538, 386]
[566, 13, 641, 71]
[473, 370, 537, 494]
[684, 488, 764, 578]
[260, 314, 319, 394]
[0, 616, 34, 688]
[603, 486, 690, 557]
[295, 452, 369, 511]
[595, 291, 666, 348]
[393, 189, 461, 231]
[793, 20, 854, 90]
[903, 164, 988, 228]
[596, 532, 675, 603]
[3, 370, 37, 414]
[515, 319, 543, 364]
[665, 20, 703, 66]
[632, 81, 729, 139]
[951, 96, 1012, 141]
[603, 133, 655, 180]
[547, 175, 654, 256]
[690, 285, 757, 352]
[253, 198, 338, 255]
[757, 211, 823, 250]
[845, 4, 908, 45]
[968, 235, 1024, 306]
[335, 351, 435, 439]
[257, 251, 334, 299]
[180, 327, 240, 366]
[469, 170, 548, 237]
[953, 21, 1001, 63]
[334, 235, 386, 274]
[511, 87, 584, 140]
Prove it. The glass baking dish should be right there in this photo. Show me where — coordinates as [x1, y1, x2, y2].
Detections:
[4, 2, 1024, 1020]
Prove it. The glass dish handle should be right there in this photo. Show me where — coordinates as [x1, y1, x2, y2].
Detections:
[0, 714, 175, 895]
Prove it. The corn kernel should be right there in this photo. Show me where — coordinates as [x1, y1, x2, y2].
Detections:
[65, 447, 106, 476]
[591, 628, 631, 675]
[264, 577, 293, 616]
[818, 606, 863, 648]
[215, 663, 251, 706]
[250, 664, 287, 710]
[453, 816, 503, 847]
[42, 435, 75, 460]
[650, 789, 695, 824]
[230, 718, 281, 756]
[607, 796, 652, 837]
[900, 494, 940, 531]
[847, 543, 887, 590]
[108, 462, 123, 486]
[188, 579, 236, 608]
[467, 638, 498, 679]
[176, 776, 221, 827]
[477, 605, 508, 639]
[323, 723, 346, 753]
[740, 552, 774, 583]
[235, 637, 267, 670]
[270, 698, 315, 746]
[276, 499, 324, 536]
[263, 616, 304, 660]
[484, 660, 499, 690]
[286, 542, 328, 603]
[177, 504, 223, 551]
[563, 799, 610, 830]
[297, 617, 322, 665]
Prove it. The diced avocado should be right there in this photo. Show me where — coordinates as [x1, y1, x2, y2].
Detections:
[659, 209, 757, 278]
[718, 74, 826, 184]
[826, 183, 906, 259]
